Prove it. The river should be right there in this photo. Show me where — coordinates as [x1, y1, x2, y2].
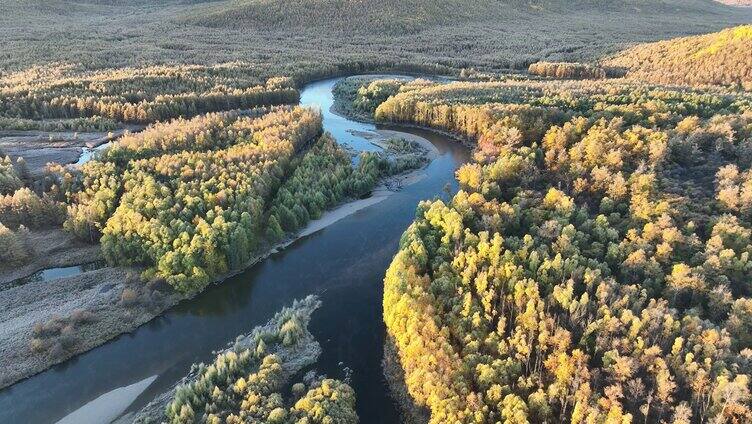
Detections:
[0, 77, 469, 423]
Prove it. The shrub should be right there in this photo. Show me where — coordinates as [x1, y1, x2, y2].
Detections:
[70, 309, 95, 325]
[120, 288, 139, 306]
[0, 223, 29, 265]
[29, 338, 47, 353]
[0, 188, 67, 229]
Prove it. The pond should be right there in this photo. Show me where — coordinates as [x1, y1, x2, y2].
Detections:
[3, 262, 105, 291]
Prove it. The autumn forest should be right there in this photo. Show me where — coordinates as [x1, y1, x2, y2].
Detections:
[1, 1, 751, 423]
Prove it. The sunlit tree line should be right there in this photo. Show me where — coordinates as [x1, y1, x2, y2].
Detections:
[0, 116, 117, 132]
[372, 79, 752, 136]
[528, 62, 608, 80]
[605, 25, 752, 89]
[0, 63, 298, 125]
[102, 109, 272, 164]
[348, 77, 752, 423]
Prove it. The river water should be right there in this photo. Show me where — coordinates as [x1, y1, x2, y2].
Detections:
[0, 77, 469, 423]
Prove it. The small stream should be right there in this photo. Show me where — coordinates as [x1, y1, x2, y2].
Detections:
[0, 77, 469, 423]
[75, 142, 112, 166]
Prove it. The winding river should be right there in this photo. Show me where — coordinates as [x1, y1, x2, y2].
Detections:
[0, 77, 469, 424]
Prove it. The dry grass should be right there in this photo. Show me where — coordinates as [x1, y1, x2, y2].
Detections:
[29, 308, 96, 356]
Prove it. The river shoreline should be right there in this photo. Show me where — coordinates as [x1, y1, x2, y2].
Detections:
[0, 125, 436, 391]
[0, 128, 135, 178]
[330, 76, 475, 150]
[0, 76, 470, 424]
[382, 336, 430, 424]
[330, 76, 478, 423]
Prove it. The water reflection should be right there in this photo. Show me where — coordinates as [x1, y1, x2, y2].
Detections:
[4, 261, 105, 290]
[0, 77, 469, 424]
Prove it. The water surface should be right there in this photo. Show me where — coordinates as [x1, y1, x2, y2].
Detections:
[76, 142, 112, 166]
[4, 262, 105, 290]
[0, 77, 469, 423]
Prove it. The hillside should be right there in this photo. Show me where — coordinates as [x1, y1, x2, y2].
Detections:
[183, 0, 739, 33]
[605, 25, 752, 88]
[0, 0, 750, 75]
[181, 0, 503, 34]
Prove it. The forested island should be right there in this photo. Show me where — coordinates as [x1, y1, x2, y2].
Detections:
[1, 1, 752, 423]
[127, 296, 358, 424]
[0, 91, 430, 390]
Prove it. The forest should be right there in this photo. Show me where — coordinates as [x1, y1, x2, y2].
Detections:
[0, 103, 404, 289]
[0, 63, 298, 127]
[136, 296, 358, 424]
[54, 106, 400, 292]
[331, 70, 752, 422]
[1, 1, 751, 422]
[606, 25, 752, 89]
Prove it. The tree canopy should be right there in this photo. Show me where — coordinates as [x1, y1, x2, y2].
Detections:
[61, 104, 403, 293]
[344, 76, 752, 423]
[605, 25, 752, 89]
[156, 296, 358, 424]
